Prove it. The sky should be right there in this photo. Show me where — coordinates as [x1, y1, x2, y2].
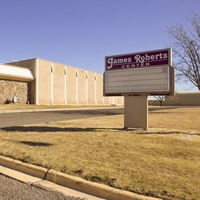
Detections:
[0, 0, 199, 92]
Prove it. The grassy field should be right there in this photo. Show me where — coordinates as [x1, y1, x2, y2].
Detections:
[0, 106, 200, 199]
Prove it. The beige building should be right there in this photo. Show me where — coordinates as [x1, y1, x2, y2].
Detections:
[0, 58, 124, 105]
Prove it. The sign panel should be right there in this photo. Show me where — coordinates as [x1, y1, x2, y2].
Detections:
[104, 48, 174, 96]
[105, 48, 172, 71]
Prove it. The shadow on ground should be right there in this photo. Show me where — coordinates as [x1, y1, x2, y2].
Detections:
[0, 126, 120, 132]
[1, 126, 199, 136]
[19, 141, 53, 147]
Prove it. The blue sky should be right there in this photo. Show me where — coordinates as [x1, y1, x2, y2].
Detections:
[0, 0, 199, 91]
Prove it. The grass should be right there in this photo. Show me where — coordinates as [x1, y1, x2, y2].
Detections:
[0, 107, 200, 199]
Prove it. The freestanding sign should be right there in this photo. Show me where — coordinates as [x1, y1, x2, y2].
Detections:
[104, 48, 175, 130]
[104, 48, 174, 96]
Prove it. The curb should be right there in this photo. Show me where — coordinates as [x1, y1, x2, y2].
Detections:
[0, 155, 160, 200]
[0, 156, 47, 179]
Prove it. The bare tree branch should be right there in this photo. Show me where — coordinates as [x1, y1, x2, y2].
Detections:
[167, 14, 200, 90]
[155, 95, 166, 106]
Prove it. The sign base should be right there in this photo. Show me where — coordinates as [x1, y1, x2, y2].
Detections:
[124, 96, 148, 130]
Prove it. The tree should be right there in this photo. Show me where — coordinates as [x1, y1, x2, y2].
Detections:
[167, 14, 200, 90]
[155, 95, 166, 106]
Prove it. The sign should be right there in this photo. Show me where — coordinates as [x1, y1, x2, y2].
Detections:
[105, 48, 172, 71]
[104, 48, 174, 96]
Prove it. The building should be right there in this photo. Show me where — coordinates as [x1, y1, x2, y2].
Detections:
[0, 58, 124, 105]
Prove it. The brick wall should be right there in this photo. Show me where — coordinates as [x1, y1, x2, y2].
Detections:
[0, 79, 31, 104]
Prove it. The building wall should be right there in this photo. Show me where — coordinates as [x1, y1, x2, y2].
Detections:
[36, 58, 124, 106]
[0, 79, 30, 104]
[77, 69, 87, 105]
[7, 59, 36, 104]
[87, 71, 96, 105]
[96, 74, 104, 105]
[5, 58, 124, 106]
[66, 66, 77, 105]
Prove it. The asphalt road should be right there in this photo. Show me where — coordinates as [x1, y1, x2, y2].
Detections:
[0, 108, 124, 128]
[0, 173, 85, 200]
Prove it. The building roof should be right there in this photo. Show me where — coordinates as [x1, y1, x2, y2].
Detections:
[0, 64, 34, 81]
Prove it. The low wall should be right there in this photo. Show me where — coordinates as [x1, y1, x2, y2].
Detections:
[149, 92, 200, 106]
[0, 79, 31, 104]
[165, 92, 200, 106]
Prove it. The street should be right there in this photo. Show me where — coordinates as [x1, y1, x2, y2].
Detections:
[0, 108, 124, 128]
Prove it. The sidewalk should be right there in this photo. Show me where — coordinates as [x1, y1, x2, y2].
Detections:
[0, 165, 104, 200]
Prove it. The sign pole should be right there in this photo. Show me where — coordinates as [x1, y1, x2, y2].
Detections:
[124, 96, 148, 130]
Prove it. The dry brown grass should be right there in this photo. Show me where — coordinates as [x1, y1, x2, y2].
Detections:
[0, 107, 200, 199]
[149, 106, 200, 133]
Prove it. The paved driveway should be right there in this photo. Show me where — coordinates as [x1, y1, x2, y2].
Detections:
[0, 108, 124, 128]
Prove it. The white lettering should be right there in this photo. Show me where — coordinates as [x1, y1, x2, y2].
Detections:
[134, 53, 168, 63]
[107, 57, 132, 69]
[120, 63, 149, 69]
[107, 58, 113, 69]
[107, 51, 168, 70]
[134, 55, 144, 63]
[117, 58, 124, 63]
[163, 53, 168, 59]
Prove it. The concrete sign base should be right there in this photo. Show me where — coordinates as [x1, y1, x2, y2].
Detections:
[124, 96, 148, 130]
